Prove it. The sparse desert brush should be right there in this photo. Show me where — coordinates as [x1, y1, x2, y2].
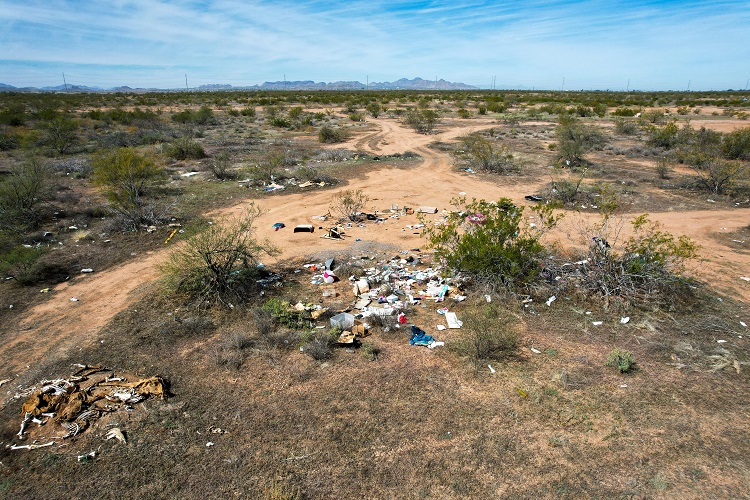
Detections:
[606, 348, 635, 373]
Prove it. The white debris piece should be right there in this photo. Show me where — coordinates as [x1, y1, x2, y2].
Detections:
[488, 364, 496, 374]
[591, 321, 603, 326]
[545, 295, 556, 306]
[445, 312, 463, 329]
[620, 317, 630, 324]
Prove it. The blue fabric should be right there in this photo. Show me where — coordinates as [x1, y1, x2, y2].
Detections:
[409, 326, 434, 346]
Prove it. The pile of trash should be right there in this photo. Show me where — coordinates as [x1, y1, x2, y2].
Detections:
[7, 364, 167, 450]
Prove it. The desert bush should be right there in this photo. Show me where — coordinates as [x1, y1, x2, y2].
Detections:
[162, 205, 278, 305]
[606, 348, 635, 373]
[453, 133, 519, 174]
[360, 341, 381, 361]
[721, 127, 750, 160]
[555, 115, 606, 167]
[210, 151, 235, 180]
[0, 157, 53, 230]
[41, 115, 79, 154]
[0, 128, 19, 151]
[330, 189, 369, 221]
[692, 159, 748, 194]
[318, 125, 349, 144]
[457, 108, 472, 119]
[613, 118, 638, 135]
[164, 137, 206, 160]
[422, 197, 559, 289]
[452, 303, 519, 367]
[655, 157, 672, 179]
[548, 175, 586, 205]
[404, 108, 438, 134]
[92, 147, 166, 214]
[611, 107, 640, 117]
[574, 214, 698, 308]
[317, 148, 353, 162]
[261, 298, 309, 329]
[646, 121, 680, 149]
[302, 328, 338, 361]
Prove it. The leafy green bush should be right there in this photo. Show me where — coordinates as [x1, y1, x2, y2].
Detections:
[606, 348, 635, 373]
[0, 157, 53, 230]
[422, 197, 559, 289]
[721, 127, 750, 160]
[92, 147, 165, 211]
[261, 298, 308, 329]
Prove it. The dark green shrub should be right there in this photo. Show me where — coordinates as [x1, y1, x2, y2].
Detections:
[721, 127, 750, 160]
[318, 125, 348, 144]
[422, 197, 559, 289]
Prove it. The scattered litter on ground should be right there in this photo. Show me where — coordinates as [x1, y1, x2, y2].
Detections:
[620, 317, 630, 324]
[488, 364, 496, 374]
[445, 312, 463, 329]
[530, 347, 542, 354]
[591, 321, 603, 326]
[546, 296, 556, 306]
[80, 268, 94, 273]
[272, 222, 285, 231]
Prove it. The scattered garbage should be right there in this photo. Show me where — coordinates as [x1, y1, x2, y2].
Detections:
[80, 268, 94, 273]
[330, 313, 355, 330]
[272, 222, 285, 231]
[620, 317, 630, 324]
[546, 295, 556, 306]
[591, 321, 603, 326]
[293, 224, 314, 233]
[488, 364, 496, 374]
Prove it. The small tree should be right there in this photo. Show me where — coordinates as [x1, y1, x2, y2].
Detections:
[555, 114, 605, 167]
[92, 147, 166, 220]
[330, 189, 369, 221]
[318, 125, 348, 144]
[42, 115, 78, 154]
[721, 127, 750, 160]
[162, 205, 278, 305]
[0, 157, 53, 229]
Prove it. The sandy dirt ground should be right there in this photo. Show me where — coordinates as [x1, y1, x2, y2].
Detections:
[5, 117, 749, 377]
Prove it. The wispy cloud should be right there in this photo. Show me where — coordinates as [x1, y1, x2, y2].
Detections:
[0, 0, 748, 89]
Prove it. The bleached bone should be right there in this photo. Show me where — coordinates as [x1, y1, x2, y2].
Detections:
[61, 422, 80, 439]
[10, 441, 54, 451]
[105, 428, 127, 444]
[17, 412, 32, 439]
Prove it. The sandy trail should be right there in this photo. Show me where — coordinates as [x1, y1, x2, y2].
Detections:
[3, 117, 749, 376]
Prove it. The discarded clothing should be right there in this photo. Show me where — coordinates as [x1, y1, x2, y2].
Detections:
[409, 326, 435, 346]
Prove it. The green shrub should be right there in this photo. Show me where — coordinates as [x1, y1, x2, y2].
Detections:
[555, 115, 606, 167]
[721, 127, 750, 160]
[606, 348, 635, 373]
[422, 197, 559, 289]
[453, 133, 519, 174]
[164, 137, 206, 160]
[318, 125, 348, 144]
[261, 298, 308, 329]
[452, 304, 519, 367]
[162, 205, 278, 305]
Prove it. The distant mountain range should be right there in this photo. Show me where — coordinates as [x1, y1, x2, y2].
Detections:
[0, 77, 476, 93]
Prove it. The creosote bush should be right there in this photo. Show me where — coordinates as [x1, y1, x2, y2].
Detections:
[422, 197, 560, 289]
[453, 133, 519, 174]
[329, 189, 369, 221]
[162, 205, 278, 305]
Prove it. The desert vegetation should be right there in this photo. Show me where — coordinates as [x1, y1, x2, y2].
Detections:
[0, 88, 749, 498]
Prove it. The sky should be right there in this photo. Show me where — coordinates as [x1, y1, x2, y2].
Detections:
[1, 0, 749, 91]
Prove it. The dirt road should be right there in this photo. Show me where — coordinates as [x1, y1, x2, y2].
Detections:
[4, 117, 749, 376]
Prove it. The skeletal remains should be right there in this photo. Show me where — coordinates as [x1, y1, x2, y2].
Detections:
[11, 364, 166, 449]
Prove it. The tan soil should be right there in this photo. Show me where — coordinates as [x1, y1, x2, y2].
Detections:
[4, 117, 749, 377]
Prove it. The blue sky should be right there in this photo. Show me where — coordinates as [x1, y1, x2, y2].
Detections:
[1, 0, 748, 90]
